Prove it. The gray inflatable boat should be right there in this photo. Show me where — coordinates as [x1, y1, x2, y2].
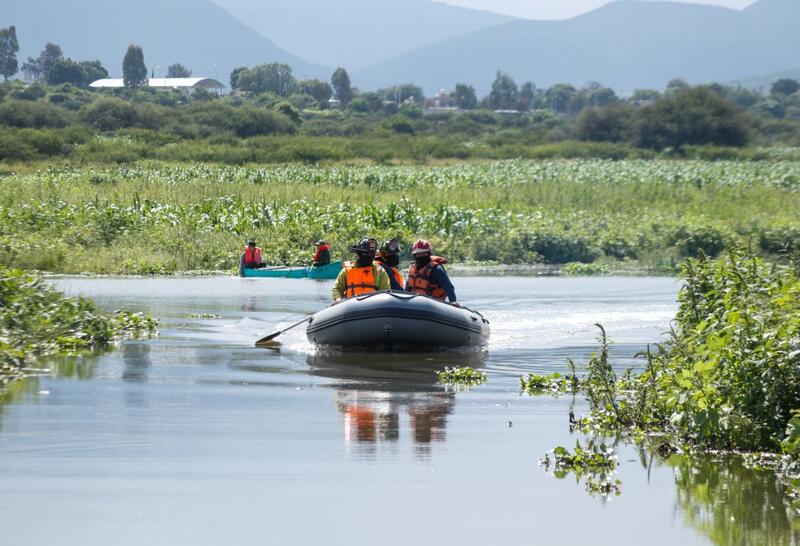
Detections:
[306, 291, 490, 350]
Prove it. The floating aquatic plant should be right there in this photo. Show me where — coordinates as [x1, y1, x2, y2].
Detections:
[437, 366, 487, 387]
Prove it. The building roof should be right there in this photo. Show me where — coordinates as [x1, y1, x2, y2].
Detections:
[89, 77, 225, 89]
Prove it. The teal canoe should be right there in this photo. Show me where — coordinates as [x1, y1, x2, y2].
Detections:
[241, 260, 343, 279]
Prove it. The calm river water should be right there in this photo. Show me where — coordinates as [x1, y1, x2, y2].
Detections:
[0, 276, 796, 546]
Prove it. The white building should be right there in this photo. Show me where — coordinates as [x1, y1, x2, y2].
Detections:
[89, 77, 225, 92]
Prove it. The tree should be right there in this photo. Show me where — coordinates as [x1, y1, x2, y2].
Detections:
[453, 83, 477, 110]
[586, 85, 617, 107]
[630, 89, 661, 102]
[331, 67, 353, 106]
[452, 83, 477, 110]
[771, 78, 800, 97]
[487, 71, 518, 109]
[21, 42, 63, 82]
[635, 86, 751, 150]
[545, 83, 577, 114]
[45, 58, 108, 87]
[575, 103, 635, 142]
[236, 63, 295, 96]
[0, 26, 19, 80]
[666, 78, 690, 93]
[80, 60, 108, 84]
[518, 82, 536, 110]
[47, 59, 86, 86]
[122, 44, 147, 88]
[297, 79, 332, 106]
[167, 63, 192, 78]
[229, 66, 247, 90]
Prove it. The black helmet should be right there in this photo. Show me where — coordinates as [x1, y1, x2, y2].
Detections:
[351, 237, 378, 255]
[379, 239, 401, 255]
[247, 240, 256, 246]
[316, 239, 327, 246]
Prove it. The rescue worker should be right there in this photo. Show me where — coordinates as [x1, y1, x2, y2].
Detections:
[374, 239, 404, 290]
[240, 240, 266, 271]
[331, 237, 390, 302]
[312, 239, 332, 267]
[405, 239, 458, 305]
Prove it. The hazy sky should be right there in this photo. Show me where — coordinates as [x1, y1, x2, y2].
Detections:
[440, 0, 754, 20]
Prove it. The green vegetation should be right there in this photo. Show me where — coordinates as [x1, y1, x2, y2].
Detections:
[574, 252, 800, 453]
[539, 440, 622, 498]
[0, 160, 798, 274]
[520, 370, 578, 394]
[1, 67, 800, 164]
[0, 267, 157, 386]
[540, 251, 800, 504]
[437, 366, 487, 387]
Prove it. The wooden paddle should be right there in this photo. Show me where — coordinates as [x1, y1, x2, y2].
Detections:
[254, 316, 311, 348]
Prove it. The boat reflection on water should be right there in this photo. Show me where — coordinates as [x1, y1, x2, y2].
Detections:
[307, 350, 488, 460]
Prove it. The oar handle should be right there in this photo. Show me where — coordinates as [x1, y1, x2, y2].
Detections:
[255, 315, 311, 346]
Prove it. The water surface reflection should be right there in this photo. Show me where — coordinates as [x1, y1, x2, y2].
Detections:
[670, 455, 800, 546]
[307, 352, 485, 459]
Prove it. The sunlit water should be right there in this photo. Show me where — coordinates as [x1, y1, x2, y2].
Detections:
[0, 276, 796, 546]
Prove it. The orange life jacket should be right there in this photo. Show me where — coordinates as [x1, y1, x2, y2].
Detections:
[244, 246, 262, 265]
[344, 262, 381, 299]
[375, 258, 404, 289]
[406, 256, 448, 301]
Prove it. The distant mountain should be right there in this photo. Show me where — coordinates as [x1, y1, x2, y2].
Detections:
[728, 68, 800, 92]
[354, 0, 800, 95]
[2, 0, 328, 86]
[210, 0, 514, 71]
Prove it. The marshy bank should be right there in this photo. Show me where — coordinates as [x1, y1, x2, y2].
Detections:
[528, 251, 800, 513]
[0, 267, 157, 388]
[1, 159, 799, 275]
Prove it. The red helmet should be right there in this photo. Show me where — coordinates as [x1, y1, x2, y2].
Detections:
[411, 239, 432, 255]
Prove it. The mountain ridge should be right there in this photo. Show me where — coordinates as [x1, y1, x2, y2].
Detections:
[353, 0, 800, 94]
[2, 0, 329, 85]
[209, 0, 514, 70]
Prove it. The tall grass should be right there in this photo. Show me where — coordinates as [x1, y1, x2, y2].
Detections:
[0, 160, 798, 273]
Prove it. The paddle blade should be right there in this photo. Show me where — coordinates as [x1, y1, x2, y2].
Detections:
[255, 339, 282, 349]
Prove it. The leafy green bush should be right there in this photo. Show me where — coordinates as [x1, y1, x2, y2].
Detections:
[0, 99, 72, 128]
[80, 97, 139, 131]
[575, 252, 800, 453]
[0, 267, 158, 384]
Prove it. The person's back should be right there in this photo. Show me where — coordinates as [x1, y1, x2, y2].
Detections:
[405, 239, 457, 305]
[332, 237, 390, 301]
[375, 239, 404, 291]
[313, 240, 331, 267]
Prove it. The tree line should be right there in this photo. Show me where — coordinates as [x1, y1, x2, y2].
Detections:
[1, 24, 800, 161]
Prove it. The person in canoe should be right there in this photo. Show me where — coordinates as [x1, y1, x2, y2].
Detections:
[312, 240, 332, 267]
[406, 239, 459, 306]
[240, 240, 266, 272]
[332, 237, 390, 302]
[374, 239, 404, 290]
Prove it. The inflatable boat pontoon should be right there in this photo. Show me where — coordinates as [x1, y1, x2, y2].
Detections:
[306, 291, 490, 350]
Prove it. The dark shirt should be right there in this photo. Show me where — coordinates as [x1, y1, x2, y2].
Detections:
[406, 263, 457, 302]
[430, 265, 457, 302]
[379, 262, 404, 290]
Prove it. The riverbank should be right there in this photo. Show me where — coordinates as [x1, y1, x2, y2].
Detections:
[1, 159, 798, 275]
[0, 267, 158, 386]
[529, 251, 800, 508]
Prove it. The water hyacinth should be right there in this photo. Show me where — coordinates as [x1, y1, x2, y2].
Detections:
[437, 366, 487, 387]
[0, 267, 158, 385]
[0, 160, 798, 273]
